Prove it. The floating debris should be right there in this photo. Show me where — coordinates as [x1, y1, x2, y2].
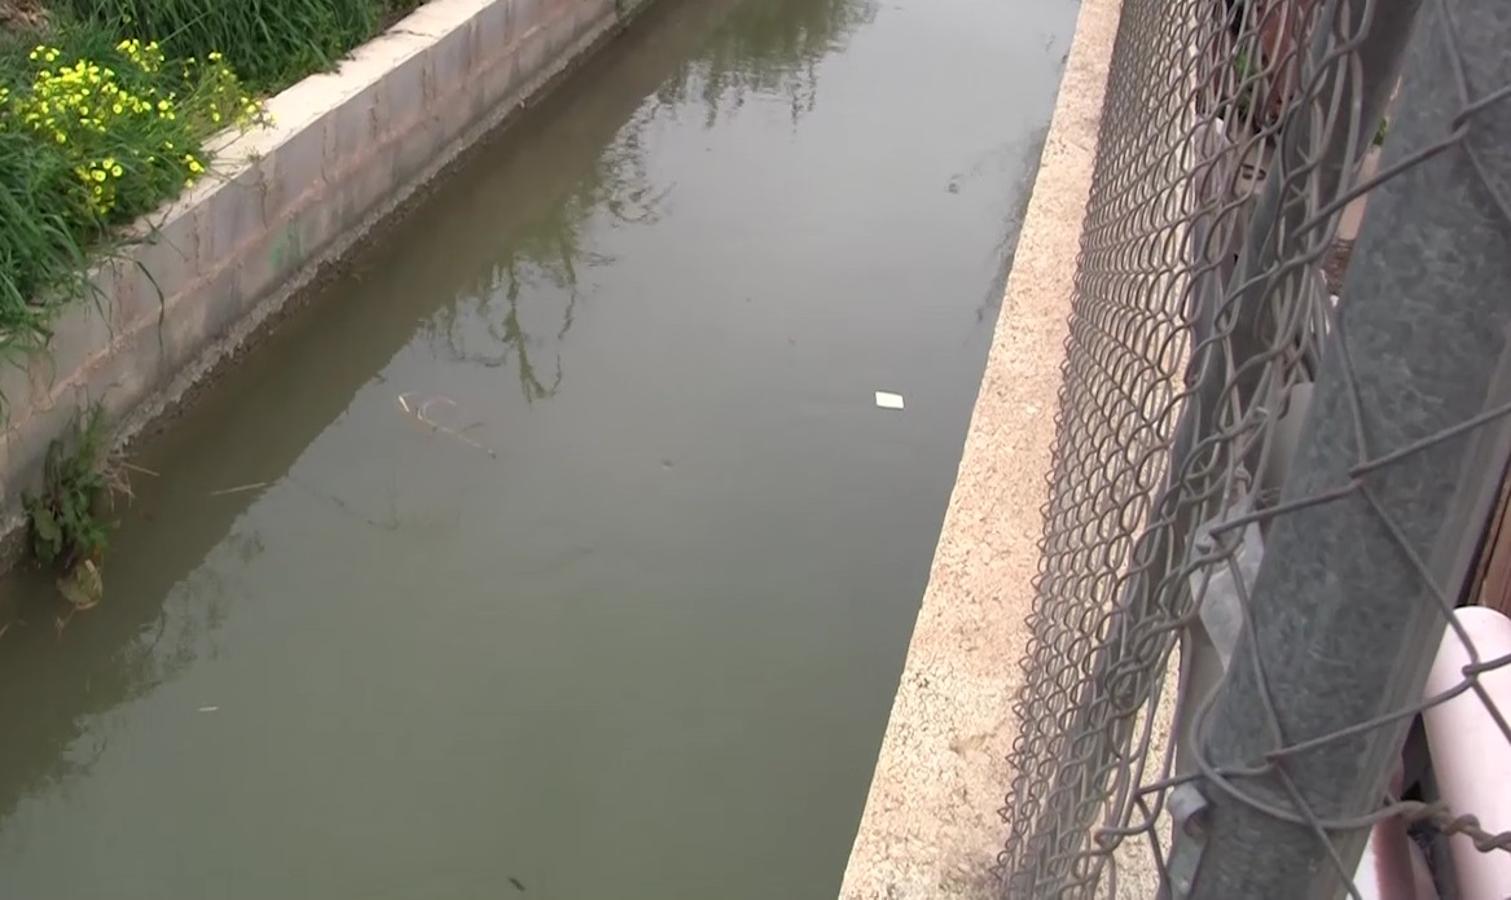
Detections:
[208, 481, 269, 497]
[56, 559, 103, 611]
[398, 393, 497, 458]
[874, 391, 905, 410]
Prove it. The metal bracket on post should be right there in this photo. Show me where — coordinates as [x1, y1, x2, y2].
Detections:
[1187, 500, 1265, 670]
[1162, 783, 1211, 900]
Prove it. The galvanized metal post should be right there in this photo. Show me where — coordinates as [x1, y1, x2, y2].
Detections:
[1156, 0, 1425, 789]
[1171, 0, 1424, 781]
[1187, 0, 1511, 894]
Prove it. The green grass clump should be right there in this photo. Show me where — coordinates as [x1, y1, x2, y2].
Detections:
[0, 22, 264, 349]
[23, 403, 125, 572]
[62, 0, 424, 91]
[0, 0, 423, 355]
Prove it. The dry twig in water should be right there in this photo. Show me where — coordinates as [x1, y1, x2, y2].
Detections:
[397, 393, 497, 458]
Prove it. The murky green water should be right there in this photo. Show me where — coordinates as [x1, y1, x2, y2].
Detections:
[0, 0, 1074, 896]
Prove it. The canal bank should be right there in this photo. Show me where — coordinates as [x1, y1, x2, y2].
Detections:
[0, 0, 651, 554]
[0, 0, 1079, 896]
[840, 0, 1122, 894]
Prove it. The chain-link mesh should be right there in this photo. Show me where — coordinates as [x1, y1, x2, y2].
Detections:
[995, 0, 1511, 895]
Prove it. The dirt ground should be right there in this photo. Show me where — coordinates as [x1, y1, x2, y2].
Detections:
[0, 0, 48, 31]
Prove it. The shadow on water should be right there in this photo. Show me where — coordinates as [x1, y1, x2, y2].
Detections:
[976, 123, 1052, 324]
[0, 0, 880, 834]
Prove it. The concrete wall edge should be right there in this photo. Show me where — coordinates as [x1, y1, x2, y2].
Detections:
[0, 0, 645, 558]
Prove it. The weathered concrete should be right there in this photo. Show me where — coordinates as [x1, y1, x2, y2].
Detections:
[0, 0, 643, 540]
[838, 0, 1122, 895]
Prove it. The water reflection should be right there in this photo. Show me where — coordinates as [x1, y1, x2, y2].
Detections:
[658, 0, 879, 125]
[0, 0, 881, 829]
[425, 107, 670, 402]
[0, 526, 247, 822]
[425, 0, 876, 399]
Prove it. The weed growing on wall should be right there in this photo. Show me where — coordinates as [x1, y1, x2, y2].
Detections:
[22, 404, 128, 586]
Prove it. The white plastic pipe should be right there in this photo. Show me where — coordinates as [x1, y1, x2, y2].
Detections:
[1422, 607, 1511, 900]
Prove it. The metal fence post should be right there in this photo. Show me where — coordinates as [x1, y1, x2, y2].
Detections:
[1168, 0, 1423, 777]
[1187, 0, 1511, 893]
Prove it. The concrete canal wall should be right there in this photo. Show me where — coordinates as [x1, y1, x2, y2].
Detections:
[839, 0, 1122, 893]
[0, 0, 648, 545]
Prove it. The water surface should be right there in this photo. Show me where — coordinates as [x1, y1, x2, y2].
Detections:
[0, 0, 1075, 896]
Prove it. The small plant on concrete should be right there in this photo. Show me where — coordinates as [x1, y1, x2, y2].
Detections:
[22, 404, 128, 606]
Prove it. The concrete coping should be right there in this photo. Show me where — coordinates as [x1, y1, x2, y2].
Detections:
[838, 0, 1122, 894]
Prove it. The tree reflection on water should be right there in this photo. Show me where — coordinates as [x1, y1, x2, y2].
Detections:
[424, 0, 877, 403]
[659, 0, 878, 125]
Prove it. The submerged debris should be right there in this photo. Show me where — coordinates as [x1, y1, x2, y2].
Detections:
[56, 559, 104, 611]
[397, 393, 498, 458]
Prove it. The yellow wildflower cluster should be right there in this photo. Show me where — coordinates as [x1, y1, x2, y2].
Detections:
[115, 38, 165, 74]
[0, 43, 267, 219]
[8, 47, 169, 214]
[16, 55, 155, 141]
[71, 158, 129, 217]
[195, 50, 266, 129]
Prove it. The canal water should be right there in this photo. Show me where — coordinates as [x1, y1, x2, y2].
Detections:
[0, 0, 1074, 896]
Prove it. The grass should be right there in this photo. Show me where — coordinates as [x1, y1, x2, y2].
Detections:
[62, 0, 424, 91]
[0, 21, 262, 350]
[0, 0, 422, 356]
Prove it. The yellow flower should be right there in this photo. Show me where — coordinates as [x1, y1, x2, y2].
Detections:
[54, 132, 66, 144]
[157, 99, 171, 112]
[111, 165, 124, 177]
[92, 170, 106, 182]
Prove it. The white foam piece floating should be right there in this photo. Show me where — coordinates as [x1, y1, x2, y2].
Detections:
[875, 391, 905, 410]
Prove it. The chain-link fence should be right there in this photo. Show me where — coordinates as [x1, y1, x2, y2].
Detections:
[994, 0, 1511, 895]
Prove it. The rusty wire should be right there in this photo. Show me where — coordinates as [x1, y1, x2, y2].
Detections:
[994, 0, 1511, 895]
